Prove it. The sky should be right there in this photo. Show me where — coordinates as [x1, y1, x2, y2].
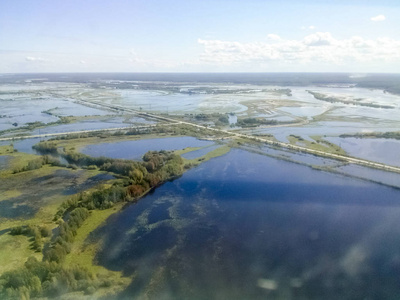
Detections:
[0, 0, 399, 73]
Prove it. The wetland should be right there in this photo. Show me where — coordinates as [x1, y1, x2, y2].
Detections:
[1, 73, 400, 299]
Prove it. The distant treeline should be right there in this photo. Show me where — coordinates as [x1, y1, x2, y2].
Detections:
[236, 118, 278, 128]
[340, 131, 400, 140]
[0, 117, 71, 136]
[355, 76, 400, 95]
[3, 73, 400, 94]
[307, 91, 395, 109]
[45, 124, 226, 142]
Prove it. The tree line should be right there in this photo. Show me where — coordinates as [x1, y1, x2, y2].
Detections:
[1, 144, 185, 299]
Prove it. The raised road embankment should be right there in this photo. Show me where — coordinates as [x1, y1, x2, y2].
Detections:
[3, 98, 400, 174]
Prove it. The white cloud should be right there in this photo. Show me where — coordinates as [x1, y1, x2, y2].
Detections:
[267, 34, 281, 41]
[2, 50, 190, 73]
[197, 33, 400, 68]
[301, 25, 316, 31]
[303, 32, 335, 46]
[25, 56, 45, 62]
[370, 14, 386, 22]
[129, 48, 137, 56]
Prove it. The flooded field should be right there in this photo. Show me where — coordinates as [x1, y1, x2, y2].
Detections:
[81, 136, 215, 160]
[326, 137, 400, 167]
[0, 168, 114, 220]
[2, 77, 400, 149]
[0, 137, 43, 154]
[0, 156, 10, 169]
[0, 83, 111, 131]
[28, 117, 131, 135]
[1, 73, 400, 299]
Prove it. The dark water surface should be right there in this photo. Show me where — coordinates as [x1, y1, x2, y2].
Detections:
[0, 137, 42, 155]
[93, 149, 400, 299]
[81, 136, 214, 160]
[0, 170, 114, 219]
[0, 155, 10, 169]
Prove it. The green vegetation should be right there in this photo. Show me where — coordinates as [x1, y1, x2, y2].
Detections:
[46, 124, 229, 151]
[198, 145, 230, 161]
[182, 113, 286, 129]
[0, 124, 236, 299]
[340, 131, 400, 140]
[272, 88, 292, 96]
[0, 164, 107, 231]
[0, 133, 187, 299]
[287, 135, 346, 155]
[63, 204, 131, 295]
[45, 207, 91, 263]
[0, 256, 107, 299]
[0, 221, 103, 299]
[12, 155, 64, 173]
[236, 117, 278, 128]
[0, 233, 42, 275]
[176, 113, 232, 127]
[64, 205, 123, 269]
[0, 151, 40, 178]
[31, 141, 58, 154]
[310, 136, 346, 154]
[179, 145, 231, 169]
[0, 190, 22, 201]
[0, 147, 122, 294]
[9, 224, 51, 252]
[98, 81, 292, 96]
[355, 76, 400, 95]
[0, 118, 72, 136]
[307, 90, 395, 109]
[0, 113, 120, 137]
[0, 145, 15, 155]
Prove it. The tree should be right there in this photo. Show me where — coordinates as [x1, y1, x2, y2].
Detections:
[129, 169, 143, 184]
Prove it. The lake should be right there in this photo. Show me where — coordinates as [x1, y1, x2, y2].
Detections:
[92, 149, 400, 299]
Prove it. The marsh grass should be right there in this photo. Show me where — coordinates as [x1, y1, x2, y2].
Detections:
[0, 234, 42, 275]
[287, 135, 346, 155]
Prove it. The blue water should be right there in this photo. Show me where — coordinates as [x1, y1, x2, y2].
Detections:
[0, 137, 58, 156]
[81, 137, 214, 160]
[2, 138, 43, 154]
[0, 155, 10, 169]
[92, 149, 400, 299]
[0, 169, 115, 219]
[29, 117, 130, 135]
[326, 137, 400, 167]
